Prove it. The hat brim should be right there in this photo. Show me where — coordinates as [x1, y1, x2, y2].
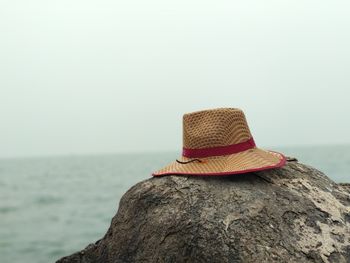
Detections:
[152, 148, 286, 177]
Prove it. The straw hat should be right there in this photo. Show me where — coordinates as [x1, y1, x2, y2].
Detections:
[153, 108, 286, 176]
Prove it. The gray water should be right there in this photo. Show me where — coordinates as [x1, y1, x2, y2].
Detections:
[0, 146, 349, 263]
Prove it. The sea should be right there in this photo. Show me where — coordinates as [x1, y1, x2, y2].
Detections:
[0, 145, 349, 263]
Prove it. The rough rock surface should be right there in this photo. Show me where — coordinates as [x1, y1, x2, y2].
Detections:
[57, 159, 350, 263]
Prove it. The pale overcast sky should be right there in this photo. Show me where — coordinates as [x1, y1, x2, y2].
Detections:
[0, 1, 349, 158]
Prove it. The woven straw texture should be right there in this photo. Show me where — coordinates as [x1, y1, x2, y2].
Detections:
[153, 149, 284, 176]
[153, 108, 285, 176]
[183, 108, 252, 149]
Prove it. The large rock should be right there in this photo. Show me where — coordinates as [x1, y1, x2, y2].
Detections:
[57, 159, 350, 263]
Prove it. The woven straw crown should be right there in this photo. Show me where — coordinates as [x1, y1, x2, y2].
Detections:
[183, 108, 252, 149]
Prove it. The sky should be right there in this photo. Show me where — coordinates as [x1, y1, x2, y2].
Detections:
[0, 0, 349, 158]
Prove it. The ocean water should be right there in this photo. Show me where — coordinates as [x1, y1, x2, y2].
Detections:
[0, 146, 349, 263]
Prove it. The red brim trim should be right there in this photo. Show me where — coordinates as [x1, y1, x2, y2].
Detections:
[152, 152, 286, 177]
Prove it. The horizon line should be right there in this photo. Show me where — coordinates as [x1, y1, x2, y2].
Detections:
[0, 142, 349, 161]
